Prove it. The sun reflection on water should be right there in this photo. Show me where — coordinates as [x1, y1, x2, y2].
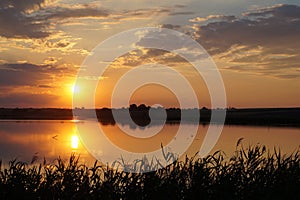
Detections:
[71, 135, 79, 149]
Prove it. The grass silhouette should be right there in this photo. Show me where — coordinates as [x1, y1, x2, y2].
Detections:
[0, 141, 299, 199]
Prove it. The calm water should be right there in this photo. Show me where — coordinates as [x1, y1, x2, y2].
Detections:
[0, 120, 299, 165]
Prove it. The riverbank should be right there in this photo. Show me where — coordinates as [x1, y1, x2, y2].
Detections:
[0, 107, 300, 127]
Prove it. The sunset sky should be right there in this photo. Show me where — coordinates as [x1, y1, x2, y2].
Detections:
[0, 0, 299, 108]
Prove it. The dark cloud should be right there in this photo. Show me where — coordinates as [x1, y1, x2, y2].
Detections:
[0, 61, 73, 107]
[0, 1, 172, 39]
[0, 0, 110, 38]
[169, 11, 194, 16]
[245, 4, 300, 19]
[0, 63, 68, 87]
[38, 5, 110, 21]
[190, 15, 236, 22]
[0, 92, 58, 107]
[38, 85, 54, 88]
[0, 63, 47, 86]
[0, 0, 51, 38]
[275, 74, 300, 79]
[173, 5, 186, 8]
[161, 24, 181, 30]
[189, 4, 300, 78]
[193, 4, 300, 54]
[128, 4, 300, 79]
[110, 8, 172, 22]
[0, 0, 49, 12]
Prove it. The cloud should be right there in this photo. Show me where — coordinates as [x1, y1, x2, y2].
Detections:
[0, 61, 73, 107]
[193, 4, 300, 53]
[38, 84, 54, 88]
[0, 0, 110, 39]
[0, 0, 173, 39]
[189, 15, 236, 23]
[43, 57, 59, 65]
[161, 24, 182, 30]
[0, 0, 54, 12]
[169, 11, 194, 16]
[0, 63, 70, 87]
[111, 49, 172, 69]
[121, 4, 300, 79]
[188, 4, 300, 78]
[111, 8, 171, 22]
[0, 63, 48, 86]
[38, 4, 110, 21]
[244, 4, 300, 19]
[0, 0, 51, 38]
[0, 32, 89, 57]
[0, 92, 58, 107]
[0, 0, 177, 63]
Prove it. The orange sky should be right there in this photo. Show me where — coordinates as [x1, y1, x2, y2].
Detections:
[0, 1, 299, 108]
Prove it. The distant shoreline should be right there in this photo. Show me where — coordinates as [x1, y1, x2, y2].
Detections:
[0, 107, 300, 127]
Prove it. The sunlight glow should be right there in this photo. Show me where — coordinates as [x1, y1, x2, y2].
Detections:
[71, 84, 80, 94]
[71, 135, 79, 149]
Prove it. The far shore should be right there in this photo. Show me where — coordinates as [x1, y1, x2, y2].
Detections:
[0, 107, 300, 127]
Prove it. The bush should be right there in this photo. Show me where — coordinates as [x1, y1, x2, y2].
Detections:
[0, 143, 299, 199]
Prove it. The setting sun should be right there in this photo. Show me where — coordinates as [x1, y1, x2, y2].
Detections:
[0, 0, 299, 198]
[68, 83, 80, 96]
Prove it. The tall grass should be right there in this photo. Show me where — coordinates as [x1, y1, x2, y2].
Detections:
[0, 143, 299, 199]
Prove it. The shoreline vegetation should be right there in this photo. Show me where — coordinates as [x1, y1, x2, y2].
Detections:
[0, 106, 300, 127]
[0, 144, 299, 199]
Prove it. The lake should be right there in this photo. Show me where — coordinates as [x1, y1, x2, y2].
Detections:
[0, 120, 299, 166]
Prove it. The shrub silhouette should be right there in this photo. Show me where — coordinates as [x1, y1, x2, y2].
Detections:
[0, 142, 299, 199]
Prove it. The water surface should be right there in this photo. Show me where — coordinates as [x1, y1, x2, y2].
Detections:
[0, 120, 299, 165]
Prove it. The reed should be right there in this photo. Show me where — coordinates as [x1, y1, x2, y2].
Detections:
[0, 142, 299, 199]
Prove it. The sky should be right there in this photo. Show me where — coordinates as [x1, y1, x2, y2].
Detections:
[0, 0, 299, 108]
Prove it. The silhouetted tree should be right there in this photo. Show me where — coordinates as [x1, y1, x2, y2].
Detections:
[129, 104, 137, 111]
[138, 104, 147, 110]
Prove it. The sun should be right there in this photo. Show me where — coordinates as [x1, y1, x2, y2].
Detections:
[69, 83, 80, 94]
